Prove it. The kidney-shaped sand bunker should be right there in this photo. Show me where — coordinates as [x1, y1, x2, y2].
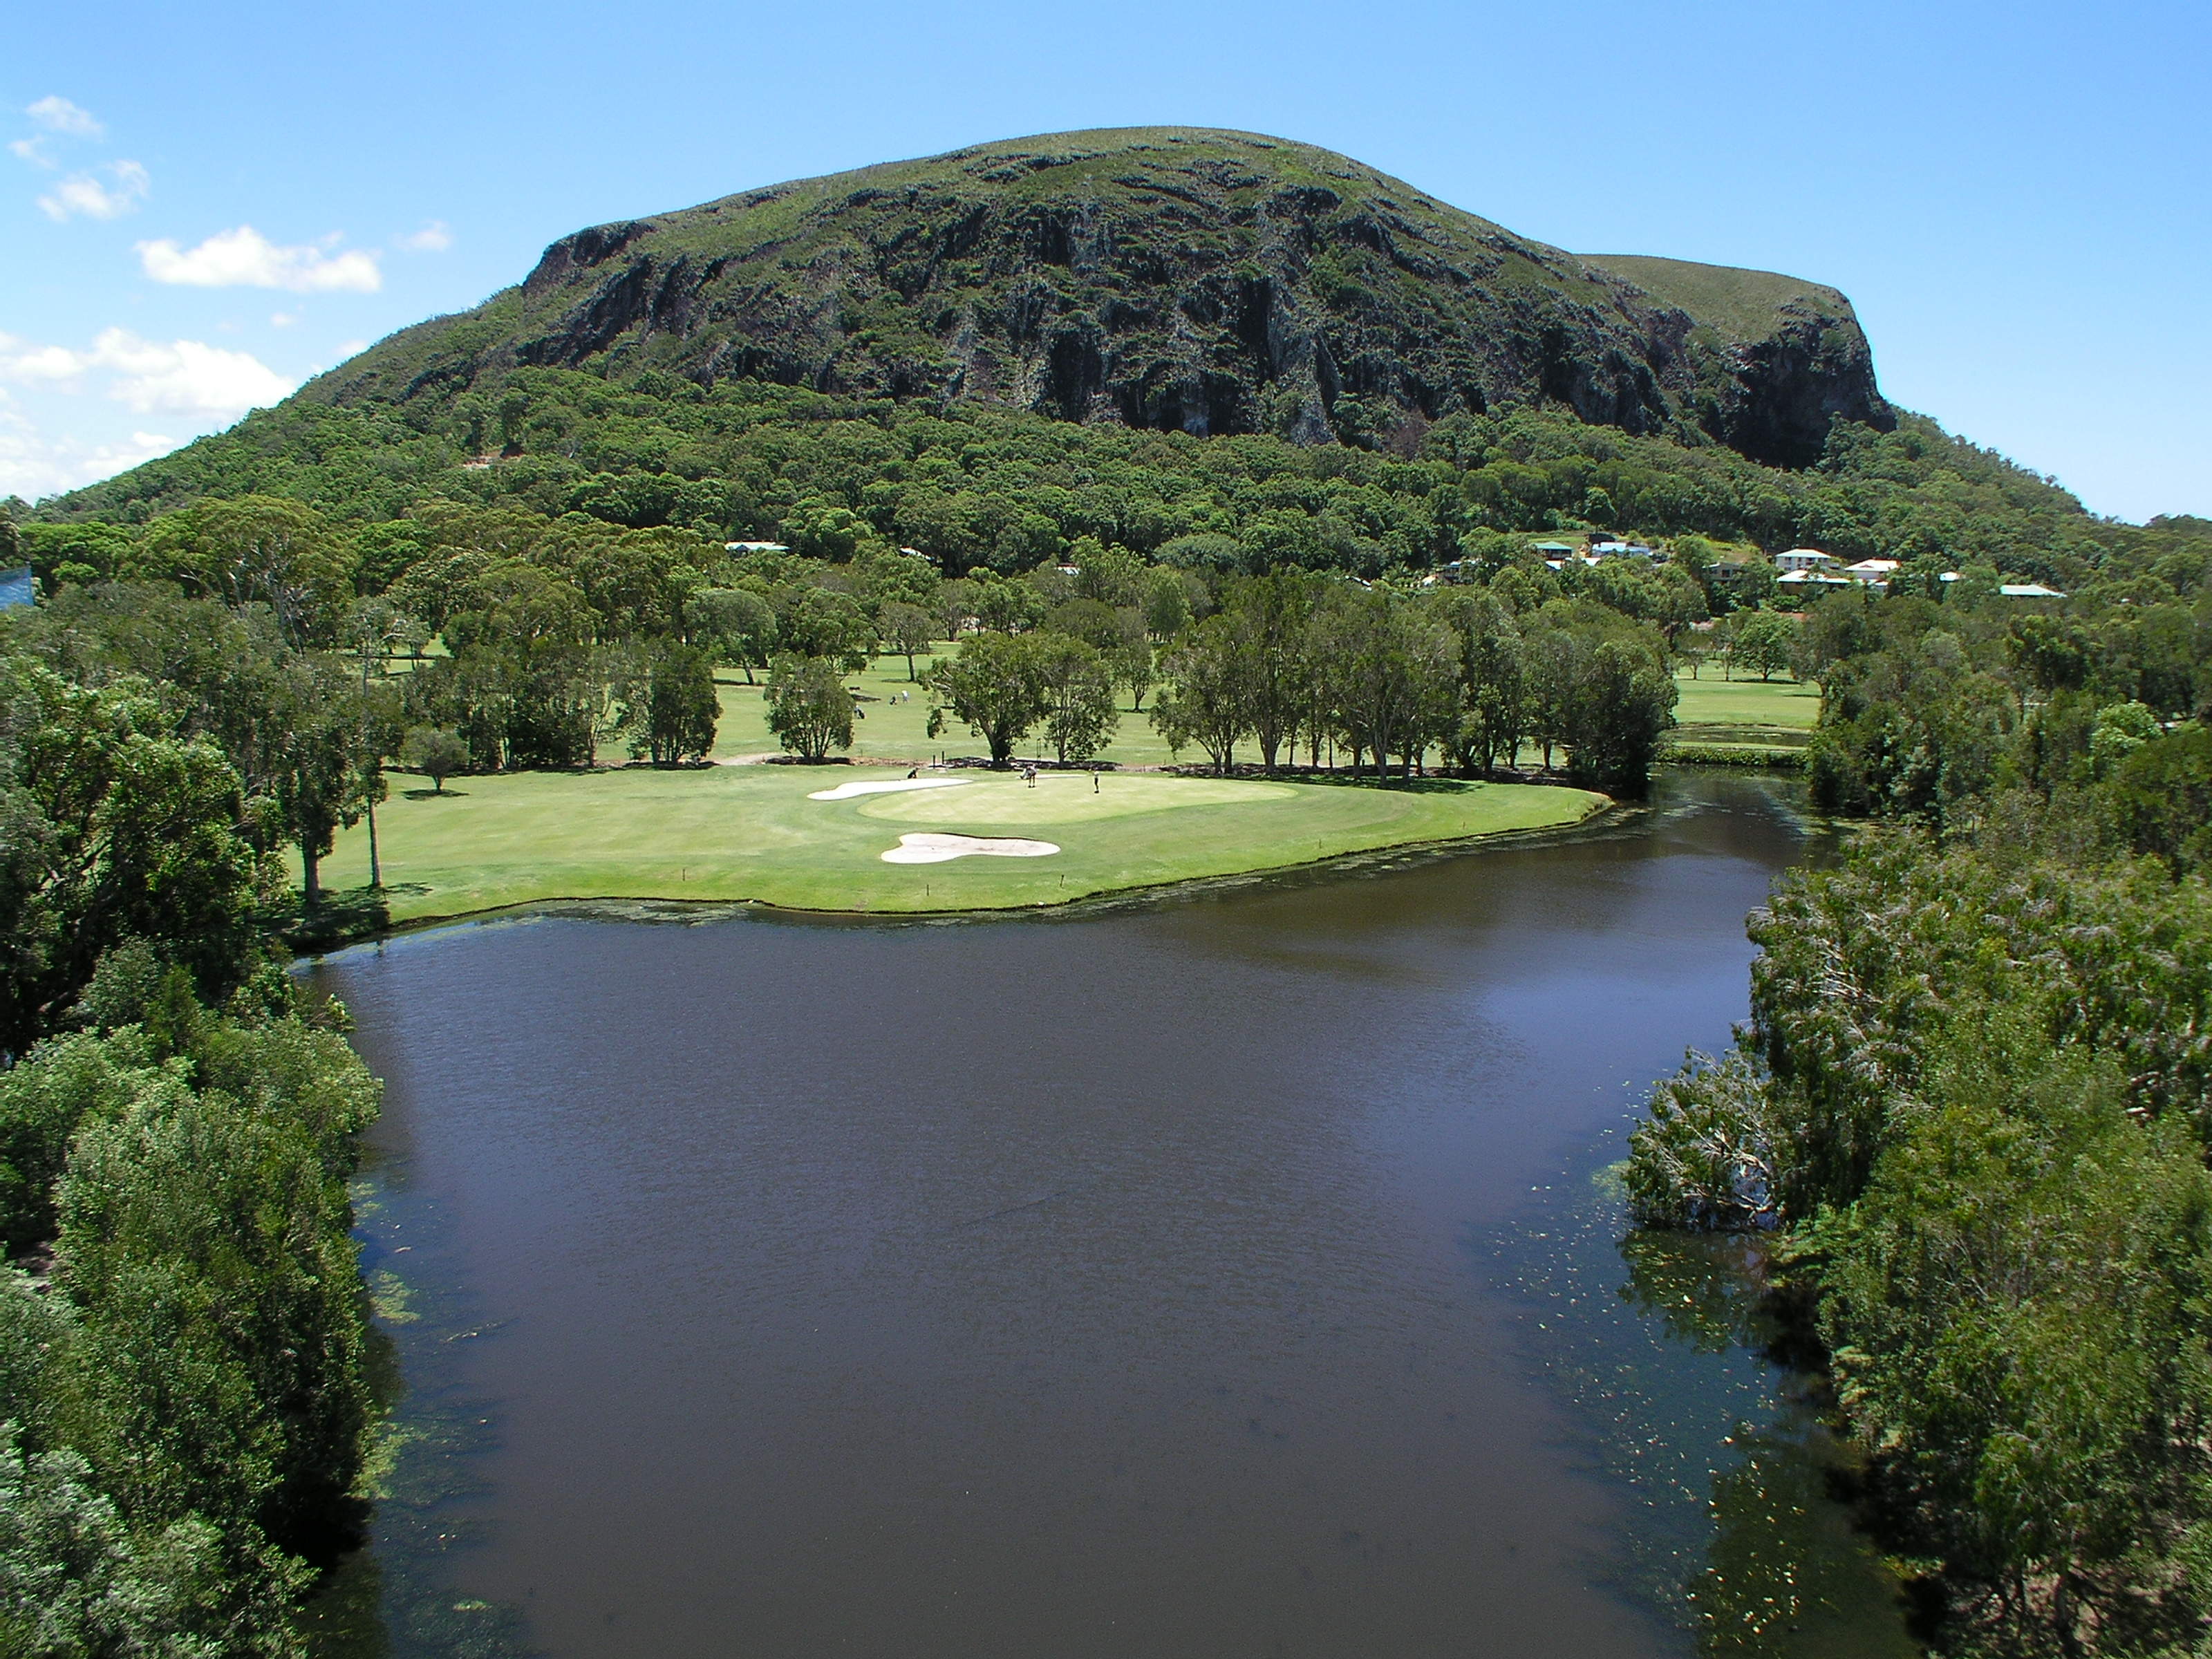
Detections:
[881, 833, 1060, 864]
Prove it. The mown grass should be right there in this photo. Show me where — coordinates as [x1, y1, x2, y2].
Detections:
[700, 646, 1190, 768]
[308, 765, 1604, 921]
[1662, 669, 1821, 769]
[1671, 670, 1821, 732]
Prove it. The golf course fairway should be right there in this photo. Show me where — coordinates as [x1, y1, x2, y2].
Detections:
[307, 766, 1609, 921]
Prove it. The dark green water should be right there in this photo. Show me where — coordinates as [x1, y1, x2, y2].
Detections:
[305, 771, 1920, 1658]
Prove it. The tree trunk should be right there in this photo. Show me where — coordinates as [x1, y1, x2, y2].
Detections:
[366, 797, 382, 889]
[302, 849, 322, 908]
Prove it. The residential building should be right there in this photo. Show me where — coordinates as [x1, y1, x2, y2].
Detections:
[1775, 548, 1839, 572]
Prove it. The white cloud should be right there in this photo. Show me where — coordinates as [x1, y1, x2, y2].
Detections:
[270, 309, 301, 328]
[397, 219, 452, 252]
[10, 135, 54, 167]
[26, 97, 103, 138]
[37, 160, 149, 221]
[135, 224, 381, 292]
[0, 391, 176, 501]
[26, 98, 102, 139]
[0, 332, 93, 388]
[0, 328, 294, 418]
[87, 330, 295, 415]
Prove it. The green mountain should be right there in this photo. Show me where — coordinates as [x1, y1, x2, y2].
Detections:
[307, 126, 1887, 469]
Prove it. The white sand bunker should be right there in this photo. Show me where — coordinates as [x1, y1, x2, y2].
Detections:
[881, 832, 1061, 864]
[808, 778, 970, 801]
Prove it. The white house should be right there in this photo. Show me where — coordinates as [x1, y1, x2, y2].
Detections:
[1999, 583, 2068, 599]
[1842, 559, 1900, 581]
[724, 541, 789, 554]
[1776, 569, 1854, 592]
[1776, 548, 1839, 572]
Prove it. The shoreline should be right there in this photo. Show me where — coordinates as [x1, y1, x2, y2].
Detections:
[292, 794, 1620, 954]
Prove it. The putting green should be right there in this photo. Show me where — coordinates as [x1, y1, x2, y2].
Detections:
[856, 773, 1295, 825]
[307, 764, 1608, 921]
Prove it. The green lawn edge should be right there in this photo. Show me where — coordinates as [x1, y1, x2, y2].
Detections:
[297, 767, 1611, 935]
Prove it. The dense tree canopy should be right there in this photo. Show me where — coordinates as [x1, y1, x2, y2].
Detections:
[1624, 566, 2212, 1653]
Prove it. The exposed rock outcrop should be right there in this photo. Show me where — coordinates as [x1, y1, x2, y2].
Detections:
[314, 129, 1892, 465]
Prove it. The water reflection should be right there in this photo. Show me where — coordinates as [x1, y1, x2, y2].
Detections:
[1490, 1153, 1918, 1657]
[306, 771, 1913, 1658]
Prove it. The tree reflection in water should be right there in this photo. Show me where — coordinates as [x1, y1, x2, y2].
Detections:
[1494, 1154, 1922, 1658]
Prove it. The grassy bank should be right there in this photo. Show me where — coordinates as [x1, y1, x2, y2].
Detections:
[1667, 669, 1819, 765]
[306, 766, 1605, 921]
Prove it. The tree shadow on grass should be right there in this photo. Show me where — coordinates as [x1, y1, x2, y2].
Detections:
[399, 787, 466, 800]
[280, 885, 395, 953]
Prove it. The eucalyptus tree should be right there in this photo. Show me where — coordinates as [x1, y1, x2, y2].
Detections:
[1033, 637, 1119, 763]
[133, 495, 359, 648]
[1564, 639, 1678, 795]
[400, 726, 467, 792]
[1325, 592, 1458, 782]
[1435, 586, 1524, 774]
[877, 601, 937, 680]
[622, 644, 720, 765]
[1522, 628, 1582, 771]
[924, 632, 1047, 767]
[686, 585, 778, 683]
[765, 655, 854, 762]
[1228, 570, 1321, 774]
[1149, 614, 1253, 774]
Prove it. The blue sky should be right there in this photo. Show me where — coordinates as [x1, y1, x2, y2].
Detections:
[4, 0, 2205, 521]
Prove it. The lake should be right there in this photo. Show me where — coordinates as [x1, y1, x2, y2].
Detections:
[308, 771, 1917, 1659]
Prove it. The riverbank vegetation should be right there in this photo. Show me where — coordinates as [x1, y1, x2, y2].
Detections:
[0, 662, 383, 1653]
[1625, 552, 2212, 1656]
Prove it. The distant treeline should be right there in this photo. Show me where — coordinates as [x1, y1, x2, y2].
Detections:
[21, 376, 2206, 597]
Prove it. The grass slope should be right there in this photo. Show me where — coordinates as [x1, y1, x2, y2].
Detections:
[308, 767, 1603, 921]
[1579, 256, 1848, 343]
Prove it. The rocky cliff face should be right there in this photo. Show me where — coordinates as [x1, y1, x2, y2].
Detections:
[319, 129, 1891, 467]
